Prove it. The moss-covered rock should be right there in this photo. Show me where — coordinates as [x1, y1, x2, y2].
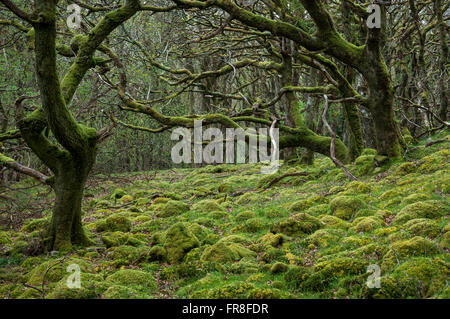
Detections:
[119, 195, 134, 204]
[96, 215, 132, 233]
[318, 215, 351, 230]
[200, 242, 256, 263]
[27, 258, 93, 286]
[111, 188, 126, 199]
[46, 273, 104, 299]
[365, 257, 449, 298]
[270, 213, 322, 237]
[308, 229, 345, 247]
[288, 196, 325, 212]
[155, 200, 190, 218]
[329, 196, 365, 220]
[393, 201, 444, 224]
[352, 216, 384, 233]
[270, 262, 288, 274]
[259, 233, 283, 248]
[163, 222, 199, 264]
[382, 236, 440, 271]
[106, 269, 155, 287]
[403, 218, 442, 238]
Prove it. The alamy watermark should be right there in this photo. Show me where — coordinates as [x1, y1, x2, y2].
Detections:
[66, 263, 81, 289]
[366, 264, 381, 289]
[170, 120, 279, 174]
[65, 3, 381, 30]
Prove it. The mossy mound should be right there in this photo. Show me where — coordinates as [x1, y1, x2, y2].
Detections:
[200, 242, 256, 263]
[393, 201, 444, 224]
[163, 222, 200, 264]
[270, 213, 322, 237]
[403, 218, 442, 238]
[365, 257, 449, 298]
[192, 199, 225, 213]
[155, 200, 190, 218]
[329, 196, 365, 220]
[96, 215, 132, 232]
[106, 269, 155, 287]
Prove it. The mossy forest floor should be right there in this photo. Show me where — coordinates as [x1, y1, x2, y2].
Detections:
[1, 131, 449, 299]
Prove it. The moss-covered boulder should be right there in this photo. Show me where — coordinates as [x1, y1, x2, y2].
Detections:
[365, 257, 449, 298]
[155, 200, 190, 218]
[47, 273, 104, 299]
[270, 262, 288, 274]
[270, 213, 322, 236]
[259, 233, 283, 248]
[200, 242, 256, 263]
[163, 222, 200, 264]
[393, 201, 444, 224]
[308, 229, 345, 247]
[382, 236, 440, 271]
[27, 258, 93, 286]
[403, 218, 442, 238]
[96, 215, 132, 233]
[318, 215, 351, 230]
[352, 216, 384, 233]
[111, 188, 126, 199]
[329, 196, 365, 220]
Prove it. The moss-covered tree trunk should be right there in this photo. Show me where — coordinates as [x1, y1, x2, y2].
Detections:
[48, 153, 96, 250]
[5, 0, 140, 251]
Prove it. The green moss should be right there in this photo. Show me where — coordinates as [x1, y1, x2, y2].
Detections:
[259, 233, 283, 248]
[395, 162, 416, 176]
[270, 213, 322, 236]
[393, 201, 444, 224]
[352, 216, 384, 233]
[329, 196, 365, 220]
[400, 193, 431, 206]
[191, 281, 291, 299]
[235, 210, 255, 222]
[106, 245, 139, 265]
[242, 218, 265, 233]
[366, 257, 449, 298]
[27, 258, 92, 286]
[441, 232, 450, 249]
[218, 182, 235, 193]
[192, 199, 225, 212]
[163, 222, 199, 264]
[270, 262, 289, 274]
[96, 215, 131, 232]
[283, 266, 310, 289]
[155, 200, 190, 218]
[119, 195, 134, 204]
[318, 215, 351, 230]
[403, 218, 442, 238]
[21, 217, 51, 233]
[200, 242, 256, 263]
[308, 229, 345, 247]
[288, 196, 325, 212]
[152, 197, 171, 204]
[111, 188, 126, 199]
[102, 285, 151, 299]
[106, 269, 156, 290]
[46, 273, 104, 299]
[382, 236, 440, 271]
